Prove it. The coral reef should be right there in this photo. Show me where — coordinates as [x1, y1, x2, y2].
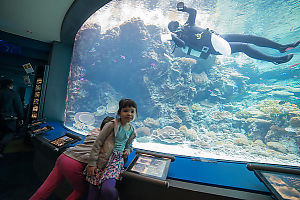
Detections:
[143, 117, 160, 127]
[290, 117, 300, 128]
[210, 111, 232, 121]
[136, 127, 151, 137]
[257, 100, 300, 117]
[152, 126, 184, 144]
[266, 142, 287, 154]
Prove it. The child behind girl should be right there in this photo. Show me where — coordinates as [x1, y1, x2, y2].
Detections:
[29, 116, 114, 200]
[85, 98, 138, 200]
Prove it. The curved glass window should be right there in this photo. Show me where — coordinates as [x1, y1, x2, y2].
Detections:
[64, 0, 300, 167]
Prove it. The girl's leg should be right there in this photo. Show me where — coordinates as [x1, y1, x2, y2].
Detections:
[229, 42, 293, 64]
[87, 183, 101, 200]
[222, 34, 299, 52]
[101, 178, 119, 200]
[60, 155, 87, 200]
[29, 154, 65, 200]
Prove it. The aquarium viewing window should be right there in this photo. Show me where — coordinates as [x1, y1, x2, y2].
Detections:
[64, 0, 300, 167]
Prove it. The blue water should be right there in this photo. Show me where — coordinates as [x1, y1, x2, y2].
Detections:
[64, 0, 300, 166]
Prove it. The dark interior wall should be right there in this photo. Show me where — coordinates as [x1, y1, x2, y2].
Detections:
[43, 42, 73, 122]
[0, 30, 51, 104]
[0, 30, 50, 70]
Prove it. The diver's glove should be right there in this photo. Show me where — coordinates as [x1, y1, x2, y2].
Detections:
[177, 2, 186, 11]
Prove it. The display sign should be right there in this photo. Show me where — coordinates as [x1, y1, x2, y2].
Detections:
[32, 125, 54, 135]
[23, 63, 34, 74]
[49, 133, 81, 149]
[0, 40, 22, 55]
[254, 170, 300, 200]
[126, 153, 171, 180]
[31, 77, 43, 120]
[28, 119, 45, 128]
[27, 65, 49, 123]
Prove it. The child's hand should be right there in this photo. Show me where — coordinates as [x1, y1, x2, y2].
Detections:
[123, 151, 129, 159]
[86, 166, 97, 176]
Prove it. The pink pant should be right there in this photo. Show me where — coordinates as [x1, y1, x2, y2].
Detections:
[30, 153, 87, 200]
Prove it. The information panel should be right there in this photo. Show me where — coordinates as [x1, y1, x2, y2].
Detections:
[255, 170, 300, 200]
[127, 153, 171, 180]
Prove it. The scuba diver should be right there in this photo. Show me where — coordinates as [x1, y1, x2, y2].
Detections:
[166, 2, 300, 64]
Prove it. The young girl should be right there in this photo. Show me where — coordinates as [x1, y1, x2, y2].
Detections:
[29, 116, 114, 200]
[85, 98, 138, 200]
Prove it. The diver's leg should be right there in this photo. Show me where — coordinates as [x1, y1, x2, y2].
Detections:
[222, 34, 300, 53]
[229, 42, 294, 64]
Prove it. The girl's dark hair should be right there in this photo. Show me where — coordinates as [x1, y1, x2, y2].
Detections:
[117, 99, 138, 118]
[100, 116, 114, 130]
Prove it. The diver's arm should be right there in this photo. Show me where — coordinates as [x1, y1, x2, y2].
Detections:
[183, 7, 197, 26]
[177, 2, 197, 26]
[171, 33, 185, 48]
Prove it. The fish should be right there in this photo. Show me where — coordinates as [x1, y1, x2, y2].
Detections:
[190, 87, 196, 92]
[278, 101, 286, 105]
[288, 63, 300, 68]
[89, 48, 96, 52]
[120, 55, 126, 59]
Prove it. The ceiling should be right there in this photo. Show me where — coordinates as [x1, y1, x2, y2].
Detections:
[0, 0, 75, 43]
[0, 0, 112, 44]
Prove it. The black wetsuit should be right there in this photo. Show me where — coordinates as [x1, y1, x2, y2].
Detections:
[172, 7, 294, 63]
[0, 87, 24, 153]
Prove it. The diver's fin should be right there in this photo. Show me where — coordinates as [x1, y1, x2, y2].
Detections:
[273, 53, 294, 65]
[279, 40, 300, 53]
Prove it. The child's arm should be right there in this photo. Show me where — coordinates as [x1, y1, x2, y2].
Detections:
[89, 128, 101, 135]
[123, 128, 137, 158]
[87, 122, 114, 167]
[83, 128, 100, 144]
